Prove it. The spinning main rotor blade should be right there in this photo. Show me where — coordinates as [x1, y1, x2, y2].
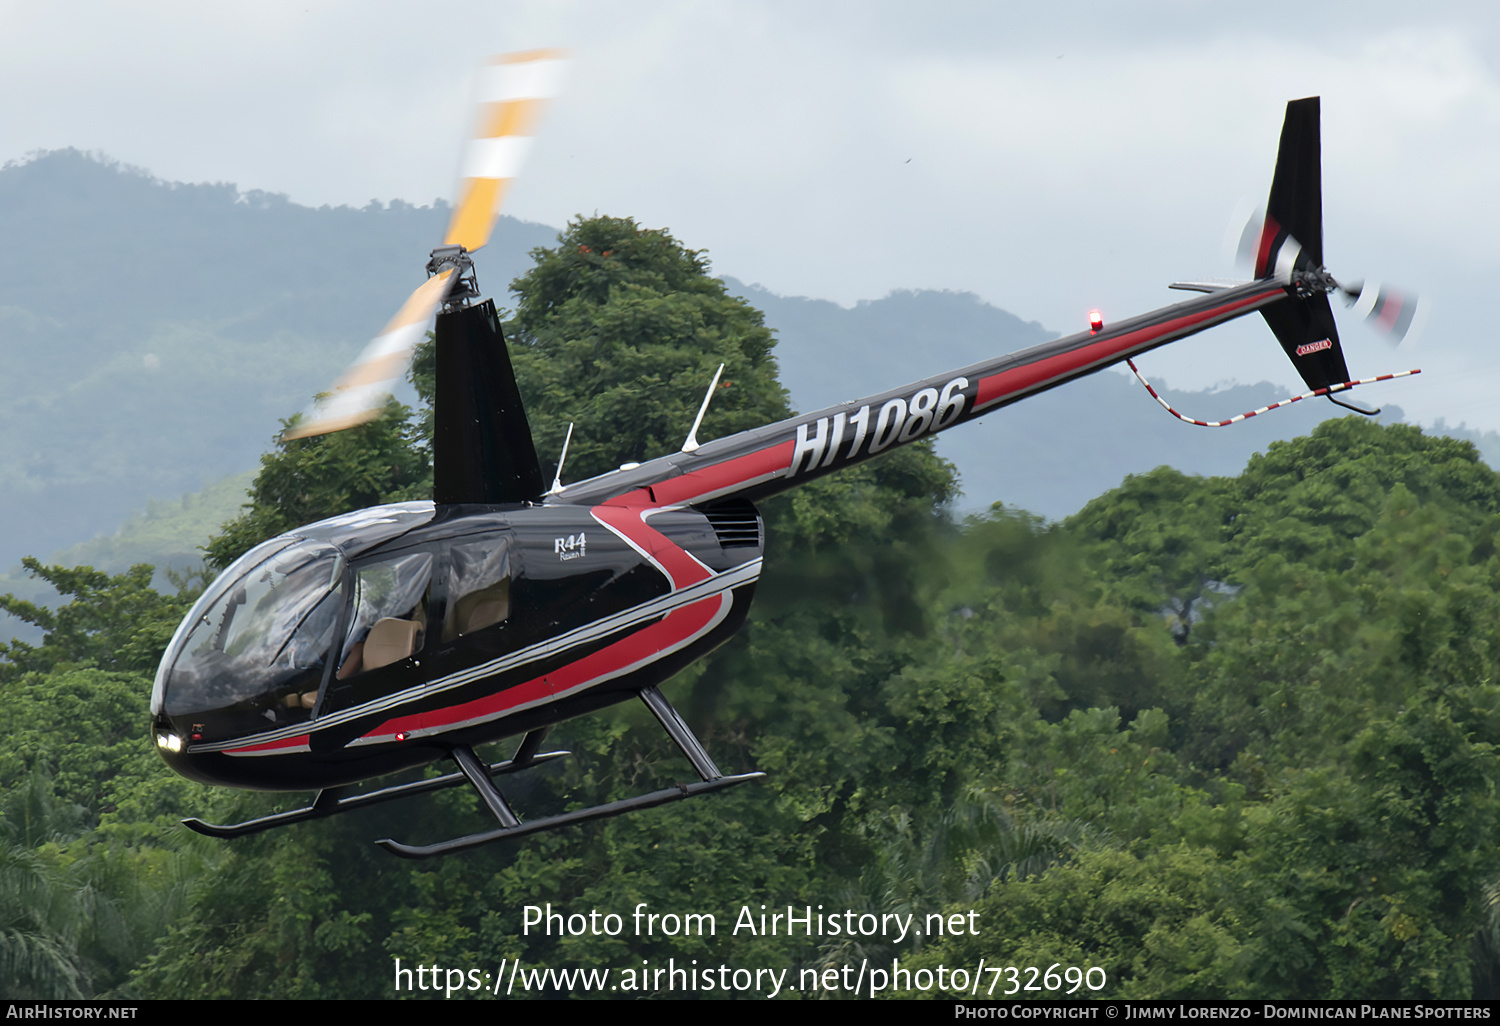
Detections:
[283, 269, 456, 439]
[285, 49, 567, 440]
[445, 48, 568, 253]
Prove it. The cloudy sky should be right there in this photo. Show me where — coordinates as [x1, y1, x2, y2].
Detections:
[3, 1, 1495, 430]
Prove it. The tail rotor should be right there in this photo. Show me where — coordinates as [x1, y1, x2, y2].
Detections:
[1252, 96, 1423, 394]
[1338, 279, 1426, 347]
[1153, 97, 1423, 427]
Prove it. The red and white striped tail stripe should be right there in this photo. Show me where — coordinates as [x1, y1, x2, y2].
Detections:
[1126, 359, 1420, 428]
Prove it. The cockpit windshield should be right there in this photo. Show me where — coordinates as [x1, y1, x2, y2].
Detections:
[158, 540, 344, 737]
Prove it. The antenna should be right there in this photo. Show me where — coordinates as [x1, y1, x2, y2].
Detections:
[548, 422, 574, 495]
[681, 364, 725, 454]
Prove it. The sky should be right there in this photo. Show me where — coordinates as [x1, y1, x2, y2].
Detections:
[2, 0, 1496, 431]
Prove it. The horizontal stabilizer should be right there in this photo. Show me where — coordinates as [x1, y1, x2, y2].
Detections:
[1170, 278, 1253, 294]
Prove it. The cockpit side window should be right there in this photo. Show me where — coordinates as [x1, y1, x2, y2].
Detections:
[337, 552, 435, 680]
[442, 539, 511, 642]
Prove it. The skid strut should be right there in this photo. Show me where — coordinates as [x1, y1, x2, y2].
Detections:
[375, 687, 763, 859]
[182, 729, 566, 840]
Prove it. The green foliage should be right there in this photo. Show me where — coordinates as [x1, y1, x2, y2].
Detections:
[14, 200, 1500, 1000]
[1228, 419, 1500, 572]
[501, 215, 791, 480]
[1069, 467, 1233, 644]
[902, 844, 1247, 999]
[0, 739, 213, 997]
[0, 560, 191, 683]
[901, 419, 1500, 999]
[204, 400, 429, 569]
[1232, 683, 1500, 998]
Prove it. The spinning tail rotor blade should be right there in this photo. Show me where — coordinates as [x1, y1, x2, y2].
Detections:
[1341, 279, 1426, 346]
[444, 49, 568, 253]
[283, 269, 457, 439]
[1233, 205, 1264, 273]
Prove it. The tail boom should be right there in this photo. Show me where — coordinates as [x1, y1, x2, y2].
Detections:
[554, 277, 1292, 511]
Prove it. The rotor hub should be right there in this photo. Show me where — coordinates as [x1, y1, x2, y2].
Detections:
[1291, 265, 1340, 300]
[428, 245, 481, 310]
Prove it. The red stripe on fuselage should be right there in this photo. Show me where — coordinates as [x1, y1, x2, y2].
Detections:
[359, 594, 725, 741]
[974, 293, 1270, 410]
[349, 443, 793, 745]
[593, 503, 713, 588]
[651, 440, 796, 508]
[226, 734, 310, 756]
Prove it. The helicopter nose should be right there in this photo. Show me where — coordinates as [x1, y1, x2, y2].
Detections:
[151, 720, 221, 785]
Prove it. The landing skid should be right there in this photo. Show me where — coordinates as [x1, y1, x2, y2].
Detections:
[183, 686, 763, 858]
[181, 728, 568, 839]
[376, 774, 761, 859]
[377, 686, 764, 859]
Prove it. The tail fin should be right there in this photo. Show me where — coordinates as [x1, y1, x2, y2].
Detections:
[1257, 97, 1323, 275]
[1256, 96, 1352, 393]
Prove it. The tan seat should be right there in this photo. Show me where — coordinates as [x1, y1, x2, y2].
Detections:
[445, 581, 510, 640]
[363, 617, 421, 670]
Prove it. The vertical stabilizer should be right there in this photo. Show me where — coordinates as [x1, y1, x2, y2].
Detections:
[1260, 97, 1323, 273]
[434, 299, 544, 504]
[1256, 97, 1352, 392]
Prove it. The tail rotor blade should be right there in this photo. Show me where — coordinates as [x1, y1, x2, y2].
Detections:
[1232, 205, 1264, 273]
[444, 49, 568, 254]
[1343, 279, 1426, 347]
[283, 269, 457, 439]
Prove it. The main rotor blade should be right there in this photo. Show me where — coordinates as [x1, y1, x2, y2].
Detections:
[283, 269, 456, 439]
[444, 49, 568, 254]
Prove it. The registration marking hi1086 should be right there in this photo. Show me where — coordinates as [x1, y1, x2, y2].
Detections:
[787, 376, 970, 478]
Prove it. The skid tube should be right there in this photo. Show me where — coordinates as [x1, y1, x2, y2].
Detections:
[181, 728, 568, 840]
[376, 686, 764, 859]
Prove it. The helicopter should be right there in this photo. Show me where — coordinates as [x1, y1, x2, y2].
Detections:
[150, 67, 1420, 857]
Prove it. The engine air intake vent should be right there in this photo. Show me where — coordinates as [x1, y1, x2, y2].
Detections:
[700, 499, 762, 549]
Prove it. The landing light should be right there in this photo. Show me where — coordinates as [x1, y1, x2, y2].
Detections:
[1089, 310, 1104, 334]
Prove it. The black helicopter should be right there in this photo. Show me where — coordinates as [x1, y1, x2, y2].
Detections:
[151, 77, 1418, 858]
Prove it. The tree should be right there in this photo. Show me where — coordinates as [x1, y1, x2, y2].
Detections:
[408, 215, 791, 484]
[0, 561, 190, 684]
[133, 215, 968, 999]
[204, 399, 427, 570]
[1068, 467, 1233, 645]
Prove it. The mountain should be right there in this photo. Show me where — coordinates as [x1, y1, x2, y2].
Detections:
[0, 150, 557, 570]
[3, 150, 1490, 591]
[0, 469, 257, 626]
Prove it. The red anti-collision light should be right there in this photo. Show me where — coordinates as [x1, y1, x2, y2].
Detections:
[1089, 310, 1104, 334]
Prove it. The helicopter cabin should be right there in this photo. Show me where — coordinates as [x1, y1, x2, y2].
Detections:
[150, 498, 761, 775]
